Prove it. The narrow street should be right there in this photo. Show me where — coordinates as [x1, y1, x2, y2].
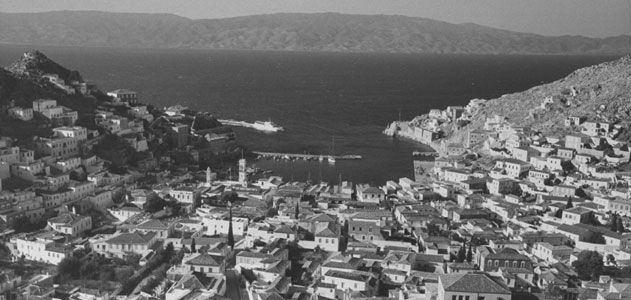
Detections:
[226, 269, 243, 300]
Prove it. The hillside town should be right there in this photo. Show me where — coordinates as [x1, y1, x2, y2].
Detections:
[1, 51, 631, 300]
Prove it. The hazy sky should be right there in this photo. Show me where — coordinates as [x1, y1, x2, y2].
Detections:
[1, 0, 629, 37]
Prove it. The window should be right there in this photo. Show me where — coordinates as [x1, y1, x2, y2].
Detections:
[459, 296, 463, 300]
[452, 296, 457, 300]
[465, 297, 470, 300]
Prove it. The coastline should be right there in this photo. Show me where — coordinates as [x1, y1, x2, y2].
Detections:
[384, 120, 443, 154]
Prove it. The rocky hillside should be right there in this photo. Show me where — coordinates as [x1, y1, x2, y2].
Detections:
[0, 51, 102, 139]
[6, 50, 83, 82]
[442, 55, 631, 145]
[0, 11, 630, 55]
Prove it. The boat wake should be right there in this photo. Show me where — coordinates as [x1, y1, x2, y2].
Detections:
[219, 119, 284, 132]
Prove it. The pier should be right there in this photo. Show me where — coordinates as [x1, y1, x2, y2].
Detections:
[253, 151, 362, 162]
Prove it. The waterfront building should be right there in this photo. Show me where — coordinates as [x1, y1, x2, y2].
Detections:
[107, 89, 138, 104]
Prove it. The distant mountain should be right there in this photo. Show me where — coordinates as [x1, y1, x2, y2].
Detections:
[0, 11, 630, 55]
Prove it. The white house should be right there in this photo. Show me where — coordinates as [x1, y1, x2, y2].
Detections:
[357, 186, 384, 203]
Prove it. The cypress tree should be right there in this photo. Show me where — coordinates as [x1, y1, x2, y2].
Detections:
[190, 238, 196, 252]
[228, 205, 235, 249]
[295, 201, 300, 219]
[456, 242, 466, 263]
[617, 217, 625, 233]
[466, 242, 473, 263]
[566, 196, 573, 209]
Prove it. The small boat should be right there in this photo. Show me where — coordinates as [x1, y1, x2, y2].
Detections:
[327, 156, 336, 164]
[252, 120, 284, 132]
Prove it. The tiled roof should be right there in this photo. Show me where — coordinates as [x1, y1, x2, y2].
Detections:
[172, 274, 203, 290]
[237, 251, 270, 259]
[48, 213, 88, 226]
[315, 223, 340, 237]
[564, 207, 592, 215]
[487, 248, 529, 260]
[273, 225, 294, 234]
[556, 224, 591, 236]
[325, 270, 370, 282]
[353, 210, 392, 219]
[136, 219, 169, 230]
[309, 213, 336, 223]
[323, 261, 354, 270]
[361, 187, 384, 194]
[186, 253, 222, 266]
[440, 273, 510, 294]
[106, 232, 155, 245]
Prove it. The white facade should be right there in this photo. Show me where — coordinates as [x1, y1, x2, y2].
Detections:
[203, 216, 248, 236]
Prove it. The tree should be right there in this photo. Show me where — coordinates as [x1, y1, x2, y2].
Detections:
[295, 201, 300, 219]
[466, 242, 473, 263]
[427, 223, 440, 236]
[456, 243, 466, 263]
[12, 216, 46, 233]
[611, 213, 619, 232]
[572, 250, 603, 280]
[124, 253, 141, 266]
[588, 233, 606, 244]
[190, 238, 196, 253]
[164, 242, 174, 261]
[144, 197, 166, 213]
[554, 209, 564, 218]
[114, 266, 135, 283]
[266, 207, 278, 218]
[56, 256, 81, 281]
[607, 254, 617, 265]
[566, 197, 573, 209]
[80, 260, 99, 279]
[227, 206, 234, 249]
[587, 212, 601, 226]
[617, 217, 625, 233]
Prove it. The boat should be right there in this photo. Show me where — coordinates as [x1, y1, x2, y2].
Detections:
[252, 121, 284, 132]
[219, 119, 283, 133]
[327, 156, 336, 164]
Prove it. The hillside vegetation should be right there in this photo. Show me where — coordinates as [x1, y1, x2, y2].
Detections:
[442, 55, 631, 144]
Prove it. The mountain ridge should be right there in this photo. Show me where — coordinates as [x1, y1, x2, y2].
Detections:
[0, 11, 629, 54]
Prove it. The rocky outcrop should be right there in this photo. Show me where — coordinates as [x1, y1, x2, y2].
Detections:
[388, 55, 631, 148]
[6, 50, 82, 82]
